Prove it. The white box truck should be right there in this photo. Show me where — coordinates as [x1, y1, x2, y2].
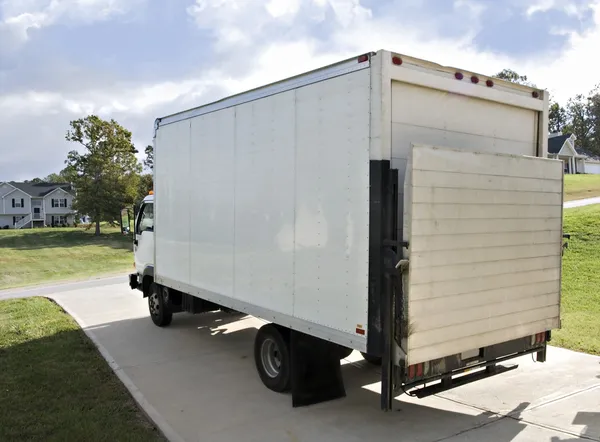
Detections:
[129, 49, 565, 410]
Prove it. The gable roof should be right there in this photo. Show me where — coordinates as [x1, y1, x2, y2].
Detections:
[578, 148, 600, 162]
[548, 134, 571, 155]
[8, 182, 74, 198]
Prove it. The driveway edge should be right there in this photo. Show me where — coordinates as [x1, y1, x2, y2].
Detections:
[51, 297, 185, 442]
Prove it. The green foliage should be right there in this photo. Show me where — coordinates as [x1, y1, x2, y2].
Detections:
[494, 68, 535, 86]
[0, 297, 164, 441]
[64, 115, 142, 235]
[564, 174, 600, 201]
[497, 67, 599, 154]
[43, 171, 71, 183]
[0, 227, 133, 290]
[553, 205, 600, 356]
[143, 145, 153, 170]
[549, 101, 567, 134]
[563, 93, 594, 152]
[137, 173, 153, 203]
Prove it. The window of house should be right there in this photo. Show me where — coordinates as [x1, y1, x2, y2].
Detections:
[52, 215, 67, 225]
[13, 216, 24, 224]
[52, 198, 68, 208]
[12, 198, 24, 208]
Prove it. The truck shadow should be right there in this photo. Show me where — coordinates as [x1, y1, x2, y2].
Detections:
[81, 311, 600, 442]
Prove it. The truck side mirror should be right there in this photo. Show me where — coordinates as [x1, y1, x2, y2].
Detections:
[120, 207, 134, 238]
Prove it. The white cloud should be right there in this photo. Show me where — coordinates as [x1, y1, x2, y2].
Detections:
[525, 0, 591, 18]
[266, 0, 303, 18]
[0, 74, 224, 120]
[2, 0, 600, 180]
[0, 0, 143, 45]
[187, 0, 372, 50]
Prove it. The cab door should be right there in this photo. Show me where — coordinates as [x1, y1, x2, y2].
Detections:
[134, 202, 155, 275]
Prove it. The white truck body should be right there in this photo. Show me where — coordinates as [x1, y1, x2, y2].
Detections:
[137, 49, 563, 406]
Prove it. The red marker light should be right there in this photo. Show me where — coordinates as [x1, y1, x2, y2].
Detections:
[357, 54, 369, 63]
[392, 56, 403, 66]
[532, 91, 540, 98]
[455, 72, 464, 80]
[486, 79, 494, 87]
[471, 76, 479, 84]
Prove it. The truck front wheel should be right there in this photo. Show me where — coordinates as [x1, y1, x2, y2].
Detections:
[148, 283, 173, 327]
[254, 324, 291, 393]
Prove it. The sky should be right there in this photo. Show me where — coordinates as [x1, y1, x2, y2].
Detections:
[0, 0, 599, 181]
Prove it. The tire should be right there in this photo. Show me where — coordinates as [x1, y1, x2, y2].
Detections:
[361, 352, 382, 366]
[337, 346, 353, 360]
[148, 283, 173, 327]
[254, 324, 291, 393]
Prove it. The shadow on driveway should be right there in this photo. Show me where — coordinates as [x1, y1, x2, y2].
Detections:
[81, 311, 600, 442]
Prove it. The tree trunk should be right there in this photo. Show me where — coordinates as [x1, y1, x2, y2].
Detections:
[95, 219, 100, 236]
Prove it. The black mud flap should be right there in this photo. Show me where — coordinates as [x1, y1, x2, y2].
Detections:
[290, 330, 346, 407]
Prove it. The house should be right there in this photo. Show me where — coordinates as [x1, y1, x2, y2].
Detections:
[0, 181, 76, 229]
[548, 133, 600, 174]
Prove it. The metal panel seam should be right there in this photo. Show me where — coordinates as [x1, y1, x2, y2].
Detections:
[188, 120, 192, 287]
[232, 107, 237, 299]
[292, 89, 298, 317]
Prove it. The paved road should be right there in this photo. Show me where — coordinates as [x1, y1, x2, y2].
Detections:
[564, 196, 600, 209]
[41, 282, 600, 442]
[0, 274, 128, 300]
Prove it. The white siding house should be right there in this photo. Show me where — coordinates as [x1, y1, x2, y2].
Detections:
[0, 182, 76, 229]
[548, 133, 600, 174]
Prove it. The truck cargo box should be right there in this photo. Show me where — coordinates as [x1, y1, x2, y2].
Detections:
[141, 49, 562, 408]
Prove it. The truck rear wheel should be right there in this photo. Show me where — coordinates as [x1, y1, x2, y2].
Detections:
[148, 283, 173, 327]
[254, 324, 291, 393]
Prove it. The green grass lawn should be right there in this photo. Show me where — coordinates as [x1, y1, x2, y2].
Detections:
[0, 297, 163, 441]
[552, 204, 600, 355]
[0, 227, 133, 290]
[564, 174, 600, 201]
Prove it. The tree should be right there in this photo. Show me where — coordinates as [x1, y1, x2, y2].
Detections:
[563, 93, 594, 153]
[588, 86, 600, 155]
[137, 173, 153, 203]
[494, 69, 535, 87]
[64, 115, 142, 236]
[143, 145, 153, 170]
[24, 178, 43, 183]
[549, 101, 567, 134]
[43, 170, 71, 183]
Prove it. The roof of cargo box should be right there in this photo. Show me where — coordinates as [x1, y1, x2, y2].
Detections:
[155, 50, 544, 130]
[155, 53, 372, 129]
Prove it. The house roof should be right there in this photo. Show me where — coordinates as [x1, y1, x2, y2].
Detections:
[548, 134, 572, 154]
[577, 148, 600, 162]
[8, 182, 74, 197]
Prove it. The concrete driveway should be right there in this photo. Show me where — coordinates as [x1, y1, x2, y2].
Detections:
[564, 196, 600, 209]
[22, 280, 600, 441]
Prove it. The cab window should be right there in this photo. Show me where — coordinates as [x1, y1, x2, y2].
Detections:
[136, 203, 154, 234]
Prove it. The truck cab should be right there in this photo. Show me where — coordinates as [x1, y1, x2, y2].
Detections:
[129, 193, 154, 294]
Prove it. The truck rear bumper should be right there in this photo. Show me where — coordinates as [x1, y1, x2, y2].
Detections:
[400, 334, 550, 397]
